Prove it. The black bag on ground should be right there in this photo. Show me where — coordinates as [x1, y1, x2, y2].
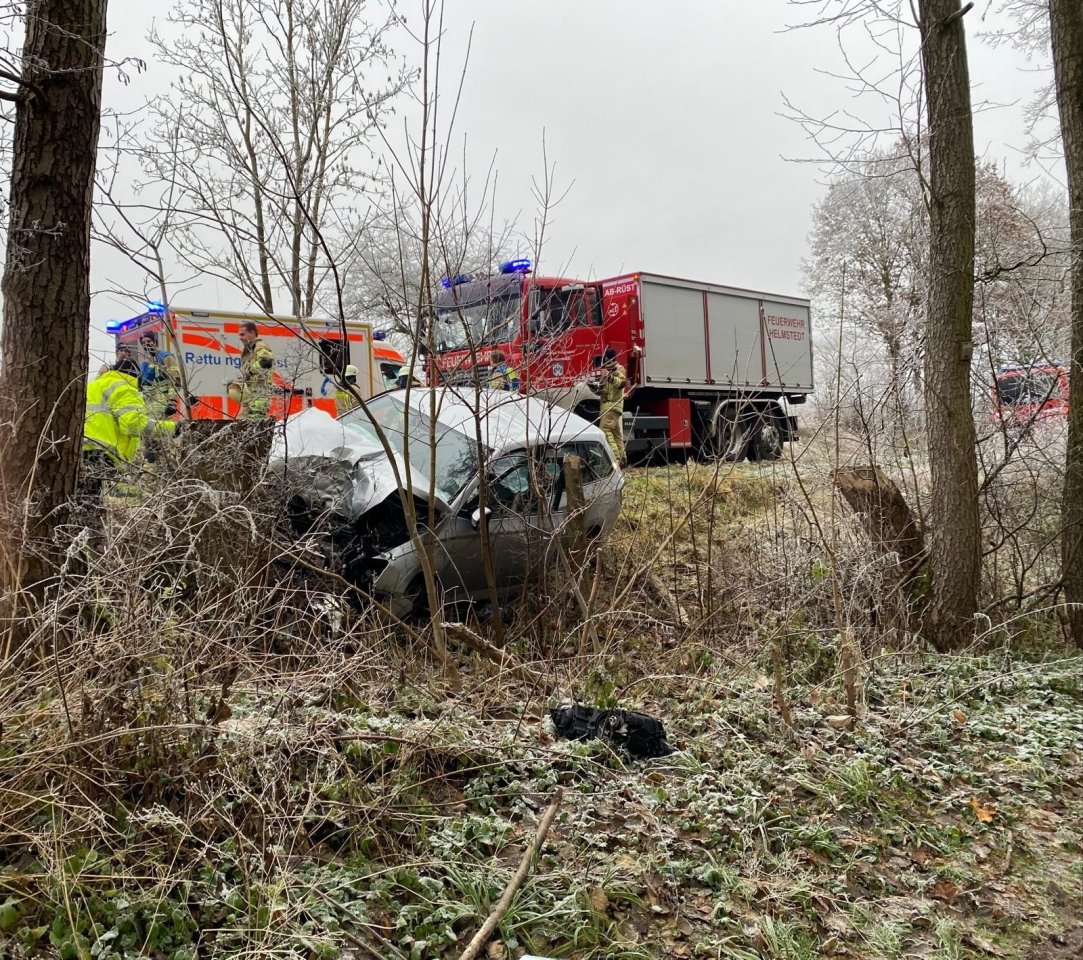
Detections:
[549, 705, 674, 758]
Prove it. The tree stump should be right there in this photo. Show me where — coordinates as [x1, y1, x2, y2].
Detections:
[563, 454, 587, 580]
[833, 466, 927, 629]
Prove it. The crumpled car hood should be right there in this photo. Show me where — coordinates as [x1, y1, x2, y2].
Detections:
[269, 407, 451, 522]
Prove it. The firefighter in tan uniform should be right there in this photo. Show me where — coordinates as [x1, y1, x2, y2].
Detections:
[233, 320, 275, 419]
[593, 346, 627, 466]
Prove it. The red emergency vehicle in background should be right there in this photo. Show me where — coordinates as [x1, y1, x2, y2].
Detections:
[108, 304, 408, 420]
[993, 361, 1070, 429]
[430, 260, 813, 460]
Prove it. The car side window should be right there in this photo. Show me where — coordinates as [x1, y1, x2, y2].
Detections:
[473, 447, 576, 517]
[488, 453, 532, 512]
[538, 446, 565, 487]
[582, 441, 615, 481]
[560, 442, 614, 483]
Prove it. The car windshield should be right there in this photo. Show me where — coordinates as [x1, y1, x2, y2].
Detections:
[339, 394, 482, 502]
[379, 362, 402, 389]
[996, 371, 1059, 405]
[433, 294, 521, 353]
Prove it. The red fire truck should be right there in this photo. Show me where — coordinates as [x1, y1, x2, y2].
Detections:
[108, 304, 408, 420]
[430, 261, 813, 460]
[993, 361, 1070, 429]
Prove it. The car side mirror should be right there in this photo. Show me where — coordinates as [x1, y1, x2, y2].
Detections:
[470, 506, 492, 529]
[528, 315, 542, 337]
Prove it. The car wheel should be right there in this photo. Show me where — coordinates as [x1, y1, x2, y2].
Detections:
[401, 572, 431, 619]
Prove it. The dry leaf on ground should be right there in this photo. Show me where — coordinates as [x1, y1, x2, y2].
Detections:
[970, 796, 997, 823]
[930, 879, 960, 901]
[589, 886, 609, 914]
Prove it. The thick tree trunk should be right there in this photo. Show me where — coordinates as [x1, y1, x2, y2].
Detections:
[918, 0, 981, 651]
[1049, 0, 1083, 649]
[0, 0, 109, 647]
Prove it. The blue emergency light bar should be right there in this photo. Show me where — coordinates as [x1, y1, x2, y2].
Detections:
[499, 258, 532, 274]
[373, 330, 387, 341]
[440, 274, 473, 289]
[106, 304, 166, 336]
[106, 317, 145, 335]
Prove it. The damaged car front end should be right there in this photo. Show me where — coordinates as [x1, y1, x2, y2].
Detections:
[271, 388, 624, 618]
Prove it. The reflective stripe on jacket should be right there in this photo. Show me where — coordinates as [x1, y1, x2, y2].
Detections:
[241, 338, 275, 391]
[84, 371, 150, 463]
[335, 389, 359, 417]
[489, 363, 520, 391]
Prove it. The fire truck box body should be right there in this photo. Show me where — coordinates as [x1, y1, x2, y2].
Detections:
[592, 272, 811, 458]
[607, 272, 812, 393]
[109, 307, 398, 420]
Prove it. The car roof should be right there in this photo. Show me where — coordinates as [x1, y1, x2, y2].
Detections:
[391, 386, 609, 455]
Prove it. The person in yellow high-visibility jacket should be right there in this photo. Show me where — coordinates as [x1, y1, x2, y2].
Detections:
[488, 350, 520, 391]
[82, 361, 175, 494]
[335, 364, 361, 417]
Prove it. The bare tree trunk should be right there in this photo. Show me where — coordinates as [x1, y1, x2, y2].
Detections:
[0, 0, 109, 648]
[918, 0, 981, 651]
[1049, 0, 1083, 649]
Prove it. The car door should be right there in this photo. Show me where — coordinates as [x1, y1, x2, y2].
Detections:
[550, 440, 622, 539]
[435, 450, 536, 599]
[520, 445, 568, 579]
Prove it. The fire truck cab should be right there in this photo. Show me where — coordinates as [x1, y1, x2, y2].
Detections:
[431, 261, 813, 461]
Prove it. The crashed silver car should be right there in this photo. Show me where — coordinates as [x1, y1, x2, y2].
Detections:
[271, 388, 624, 616]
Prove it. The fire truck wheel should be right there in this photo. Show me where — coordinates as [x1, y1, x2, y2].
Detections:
[749, 415, 784, 462]
[709, 408, 750, 462]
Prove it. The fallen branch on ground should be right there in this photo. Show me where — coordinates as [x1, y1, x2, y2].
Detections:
[443, 621, 547, 685]
[456, 789, 564, 960]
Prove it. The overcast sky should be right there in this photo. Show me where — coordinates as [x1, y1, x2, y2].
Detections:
[87, 0, 1062, 365]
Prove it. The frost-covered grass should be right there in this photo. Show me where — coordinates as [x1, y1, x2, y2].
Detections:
[2, 442, 1079, 958]
[3, 648, 1079, 959]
